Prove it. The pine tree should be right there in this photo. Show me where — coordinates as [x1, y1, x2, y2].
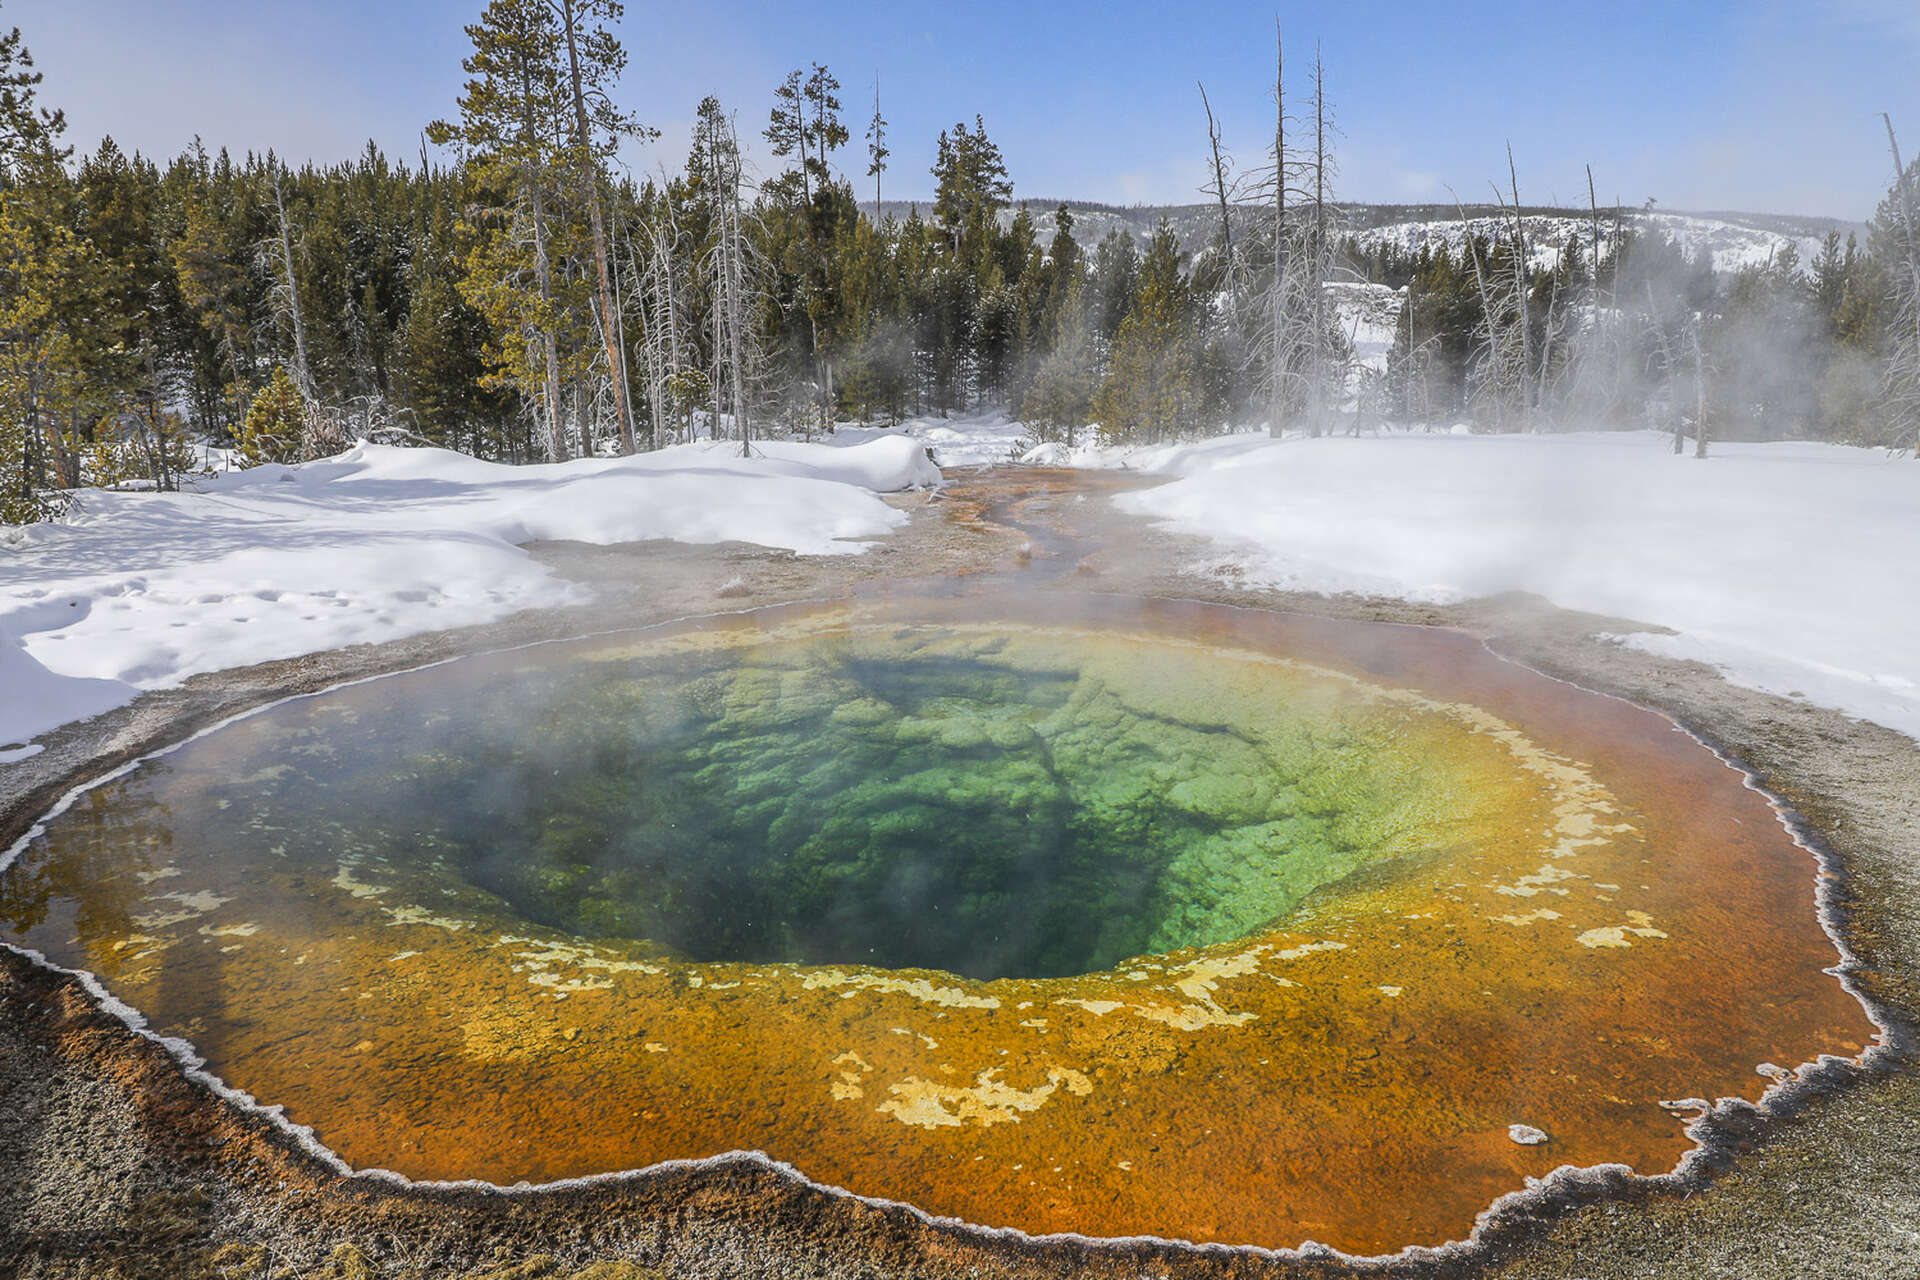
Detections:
[0, 22, 86, 521]
[238, 365, 306, 464]
[0, 196, 83, 521]
[554, 0, 649, 454]
[1020, 274, 1096, 446]
[864, 76, 888, 219]
[429, 0, 575, 461]
[166, 142, 268, 437]
[400, 199, 514, 455]
[1093, 222, 1196, 445]
[931, 116, 1011, 266]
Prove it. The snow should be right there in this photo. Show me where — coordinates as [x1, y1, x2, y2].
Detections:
[1070, 430, 1920, 744]
[1350, 210, 1833, 278]
[1643, 212, 1829, 274]
[1355, 214, 1592, 276]
[836, 411, 1033, 469]
[1326, 282, 1404, 383]
[0, 435, 939, 752]
[10, 420, 1917, 760]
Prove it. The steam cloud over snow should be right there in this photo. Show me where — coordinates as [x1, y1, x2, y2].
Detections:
[0, 436, 939, 754]
[1080, 430, 1920, 744]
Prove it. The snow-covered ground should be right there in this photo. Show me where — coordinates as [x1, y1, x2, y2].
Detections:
[1349, 210, 1833, 277]
[832, 412, 1033, 469]
[9, 419, 1915, 762]
[1044, 429, 1920, 744]
[0, 435, 939, 757]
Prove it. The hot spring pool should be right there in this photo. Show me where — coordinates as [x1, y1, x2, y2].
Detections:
[0, 594, 1873, 1255]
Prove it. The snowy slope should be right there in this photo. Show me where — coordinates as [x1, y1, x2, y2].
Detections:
[0, 436, 939, 755]
[1081, 430, 1920, 743]
[954, 200, 1853, 277]
[1348, 210, 1833, 276]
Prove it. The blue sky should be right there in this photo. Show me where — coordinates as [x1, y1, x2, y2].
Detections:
[14, 0, 1920, 219]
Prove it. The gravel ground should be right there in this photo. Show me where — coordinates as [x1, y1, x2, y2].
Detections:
[4, 468, 1918, 1280]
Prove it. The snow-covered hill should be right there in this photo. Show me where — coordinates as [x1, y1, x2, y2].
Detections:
[1347, 208, 1841, 276]
[869, 199, 1861, 277]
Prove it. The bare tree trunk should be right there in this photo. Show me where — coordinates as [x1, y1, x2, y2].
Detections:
[1537, 270, 1560, 417]
[1268, 25, 1286, 438]
[723, 189, 752, 457]
[1199, 82, 1235, 296]
[143, 346, 175, 491]
[559, 0, 636, 455]
[1883, 114, 1920, 455]
[1309, 54, 1327, 438]
[1452, 191, 1504, 427]
[1642, 282, 1684, 455]
[633, 223, 672, 451]
[1586, 165, 1602, 288]
[19, 370, 43, 510]
[1692, 321, 1709, 459]
[271, 170, 324, 457]
[608, 213, 639, 443]
[701, 113, 756, 456]
[658, 225, 683, 447]
[1505, 144, 1532, 428]
[45, 405, 79, 489]
[528, 178, 567, 462]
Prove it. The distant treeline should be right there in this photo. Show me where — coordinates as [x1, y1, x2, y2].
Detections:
[1343, 215, 1916, 445]
[3, 3, 1918, 521]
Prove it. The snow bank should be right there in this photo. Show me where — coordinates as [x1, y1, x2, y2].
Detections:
[1088, 430, 1920, 743]
[833, 412, 1033, 468]
[0, 437, 939, 752]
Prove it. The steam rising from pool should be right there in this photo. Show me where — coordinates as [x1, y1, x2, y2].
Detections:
[0, 595, 1874, 1255]
[376, 628, 1469, 979]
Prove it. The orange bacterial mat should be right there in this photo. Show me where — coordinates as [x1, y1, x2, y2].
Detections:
[0, 593, 1874, 1255]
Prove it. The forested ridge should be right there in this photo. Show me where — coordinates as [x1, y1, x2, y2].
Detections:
[3, 0, 1918, 522]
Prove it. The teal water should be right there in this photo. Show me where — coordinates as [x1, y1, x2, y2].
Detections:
[12, 622, 1447, 982]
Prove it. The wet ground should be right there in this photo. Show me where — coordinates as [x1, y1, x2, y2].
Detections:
[4, 467, 1920, 1278]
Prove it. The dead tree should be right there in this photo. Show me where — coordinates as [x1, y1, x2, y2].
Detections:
[1883, 114, 1920, 455]
[1639, 280, 1687, 454]
[268, 167, 326, 457]
[1501, 145, 1533, 425]
[1451, 191, 1524, 428]
[527, 193, 566, 459]
[699, 108, 763, 457]
[1252, 31, 1336, 437]
[630, 204, 687, 451]
[1267, 24, 1287, 437]
[1561, 163, 1619, 424]
[1691, 320, 1709, 459]
[1200, 81, 1237, 302]
[1306, 50, 1335, 437]
[555, 0, 639, 455]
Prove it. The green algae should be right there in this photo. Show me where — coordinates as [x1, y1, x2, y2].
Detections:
[201, 623, 1470, 981]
